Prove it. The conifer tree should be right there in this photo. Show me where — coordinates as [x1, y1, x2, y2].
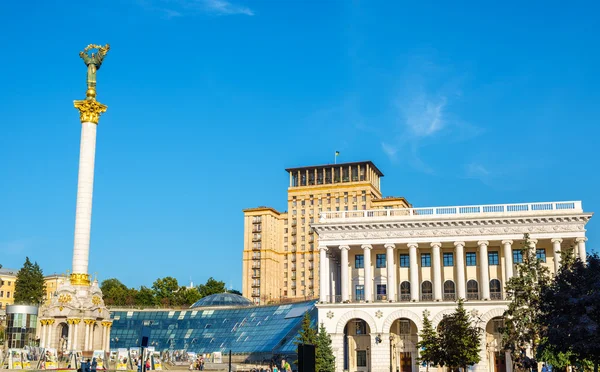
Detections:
[14, 257, 46, 305]
[417, 310, 440, 370]
[437, 299, 482, 370]
[502, 233, 550, 370]
[315, 323, 335, 372]
[294, 312, 317, 366]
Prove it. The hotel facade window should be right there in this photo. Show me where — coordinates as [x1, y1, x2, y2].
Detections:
[443, 252, 454, 266]
[421, 281, 433, 301]
[466, 252, 477, 266]
[536, 249, 547, 262]
[513, 250, 523, 263]
[488, 251, 499, 265]
[399, 254, 410, 267]
[355, 255, 364, 269]
[355, 285, 364, 301]
[376, 254, 386, 268]
[421, 253, 431, 267]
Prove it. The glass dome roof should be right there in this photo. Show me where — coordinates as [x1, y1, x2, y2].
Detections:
[190, 293, 254, 308]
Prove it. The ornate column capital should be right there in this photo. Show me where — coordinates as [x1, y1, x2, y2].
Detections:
[339, 245, 350, 251]
[575, 237, 588, 243]
[477, 240, 489, 247]
[318, 245, 328, 252]
[73, 99, 108, 124]
[430, 242, 442, 249]
[72, 319, 82, 325]
[407, 243, 418, 249]
[454, 241, 465, 247]
[551, 238, 563, 244]
[47, 319, 55, 325]
[384, 243, 396, 250]
[84, 318, 96, 326]
[361, 244, 373, 250]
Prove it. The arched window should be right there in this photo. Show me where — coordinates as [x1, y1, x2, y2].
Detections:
[490, 279, 502, 300]
[443, 280, 456, 301]
[467, 280, 479, 300]
[400, 281, 411, 301]
[421, 281, 433, 301]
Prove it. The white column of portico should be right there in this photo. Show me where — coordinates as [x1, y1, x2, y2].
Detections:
[47, 322, 54, 349]
[502, 240, 514, 281]
[576, 238, 587, 264]
[73, 320, 80, 350]
[39, 323, 45, 348]
[385, 243, 396, 301]
[319, 246, 329, 302]
[67, 321, 74, 350]
[362, 244, 373, 302]
[431, 242, 442, 301]
[408, 243, 419, 302]
[552, 239, 562, 273]
[478, 241, 490, 300]
[454, 242, 466, 299]
[84, 322, 90, 350]
[340, 245, 350, 302]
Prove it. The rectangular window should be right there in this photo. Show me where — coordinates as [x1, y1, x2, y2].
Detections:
[376, 254, 386, 268]
[488, 251, 499, 265]
[513, 250, 523, 264]
[466, 252, 477, 266]
[355, 285, 364, 301]
[421, 253, 431, 267]
[377, 284, 387, 297]
[355, 255, 364, 268]
[357, 351, 367, 367]
[443, 252, 454, 266]
[399, 254, 410, 267]
[536, 249, 547, 262]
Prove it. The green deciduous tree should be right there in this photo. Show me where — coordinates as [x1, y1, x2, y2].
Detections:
[136, 286, 157, 307]
[100, 278, 130, 306]
[539, 252, 600, 372]
[417, 310, 441, 369]
[197, 277, 226, 298]
[315, 322, 335, 372]
[437, 299, 482, 370]
[152, 276, 180, 305]
[503, 233, 550, 370]
[173, 286, 201, 306]
[14, 257, 46, 305]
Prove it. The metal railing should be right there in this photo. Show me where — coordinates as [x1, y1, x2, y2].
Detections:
[490, 292, 503, 300]
[319, 201, 582, 221]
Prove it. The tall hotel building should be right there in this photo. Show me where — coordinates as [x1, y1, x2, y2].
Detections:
[242, 161, 410, 303]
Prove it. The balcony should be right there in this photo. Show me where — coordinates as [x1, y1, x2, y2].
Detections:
[252, 236, 261, 242]
[291, 256, 296, 262]
[291, 266, 296, 271]
[252, 263, 261, 269]
[291, 246, 297, 253]
[318, 200, 583, 222]
[308, 229, 314, 235]
[308, 255, 314, 261]
[252, 273, 260, 278]
[308, 283, 313, 289]
[252, 245, 261, 251]
[291, 229, 297, 235]
[252, 219, 261, 224]
[252, 282, 260, 288]
[291, 220, 297, 227]
[421, 294, 433, 301]
[252, 227, 262, 233]
[490, 292, 503, 300]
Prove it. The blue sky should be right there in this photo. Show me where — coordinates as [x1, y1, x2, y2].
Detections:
[0, 1, 598, 289]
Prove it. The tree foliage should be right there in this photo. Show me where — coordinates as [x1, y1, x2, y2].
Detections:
[100, 277, 229, 308]
[417, 310, 441, 368]
[14, 257, 46, 305]
[315, 322, 335, 372]
[502, 233, 550, 369]
[437, 299, 482, 370]
[539, 252, 600, 370]
[197, 277, 226, 298]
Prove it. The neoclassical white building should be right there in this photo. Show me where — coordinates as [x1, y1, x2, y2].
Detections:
[312, 201, 592, 372]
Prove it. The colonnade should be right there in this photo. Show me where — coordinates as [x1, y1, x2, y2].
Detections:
[319, 237, 587, 303]
[39, 318, 112, 351]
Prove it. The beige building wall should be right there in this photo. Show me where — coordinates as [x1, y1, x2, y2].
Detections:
[0, 268, 18, 309]
[242, 161, 412, 303]
[43, 274, 67, 304]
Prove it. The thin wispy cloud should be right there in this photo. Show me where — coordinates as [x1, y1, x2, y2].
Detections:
[400, 94, 447, 137]
[138, 0, 254, 18]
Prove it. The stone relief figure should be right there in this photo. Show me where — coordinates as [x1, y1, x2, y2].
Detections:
[79, 44, 110, 89]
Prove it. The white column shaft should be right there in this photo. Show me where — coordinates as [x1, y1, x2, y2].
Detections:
[455, 242, 466, 299]
[84, 323, 90, 350]
[47, 324, 53, 349]
[67, 323, 73, 350]
[408, 244, 419, 302]
[39, 324, 45, 348]
[386, 244, 396, 301]
[73, 322, 79, 350]
[363, 245, 373, 302]
[577, 238, 587, 264]
[431, 243, 442, 301]
[340, 246, 349, 302]
[479, 241, 490, 300]
[72, 122, 98, 275]
[319, 247, 329, 302]
[552, 239, 562, 273]
[503, 240, 514, 281]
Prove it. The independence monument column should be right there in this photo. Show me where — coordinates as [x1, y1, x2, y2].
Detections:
[38, 45, 112, 353]
[71, 44, 110, 286]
